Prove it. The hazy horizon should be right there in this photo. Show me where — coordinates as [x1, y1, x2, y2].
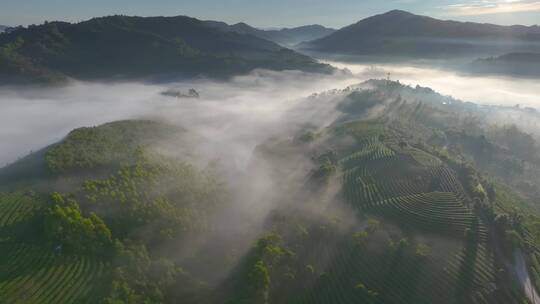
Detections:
[2, 1, 540, 28]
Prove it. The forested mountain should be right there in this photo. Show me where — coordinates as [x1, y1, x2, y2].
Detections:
[272, 25, 336, 46]
[0, 25, 7, 32]
[467, 52, 540, 78]
[0, 15, 333, 85]
[204, 21, 335, 46]
[301, 10, 540, 58]
[1, 81, 540, 303]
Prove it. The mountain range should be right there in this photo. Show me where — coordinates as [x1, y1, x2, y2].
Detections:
[3, 10, 540, 85]
[203, 21, 335, 46]
[0, 15, 332, 85]
[301, 10, 540, 58]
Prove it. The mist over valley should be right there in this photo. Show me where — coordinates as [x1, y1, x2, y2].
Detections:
[2, 7, 540, 304]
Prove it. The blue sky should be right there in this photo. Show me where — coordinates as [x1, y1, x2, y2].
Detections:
[1, 0, 539, 28]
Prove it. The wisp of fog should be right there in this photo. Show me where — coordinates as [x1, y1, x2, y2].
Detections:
[326, 60, 540, 108]
[1, 62, 539, 167]
[0, 69, 358, 167]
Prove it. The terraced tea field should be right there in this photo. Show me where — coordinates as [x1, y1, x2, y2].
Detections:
[324, 125, 523, 303]
[0, 193, 107, 304]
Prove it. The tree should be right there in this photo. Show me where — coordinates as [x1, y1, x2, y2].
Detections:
[504, 230, 522, 249]
[486, 183, 496, 203]
[415, 243, 432, 258]
[494, 214, 510, 234]
[248, 260, 270, 303]
[509, 209, 524, 233]
[44, 193, 112, 255]
[355, 281, 378, 303]
[366, 218, 380, 233]
[353, 231, 369, 246]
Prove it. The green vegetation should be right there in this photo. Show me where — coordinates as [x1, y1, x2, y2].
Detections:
[0, 192, 107, 303]
[0, 16, 332, 85]
[0, 242, 106, 304]
[45, 121, 183, 173]
[44, 193, 112, 256]
[3, 79, 540, 303]
[45, 120, 183, 173]
[0, 120, 185, 188]
[0, 121, 227, 303]
[328, 120, 516, 303]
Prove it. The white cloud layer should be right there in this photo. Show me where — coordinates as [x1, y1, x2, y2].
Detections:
[445, 0, 540, 16]
[1, 63, 539, 167]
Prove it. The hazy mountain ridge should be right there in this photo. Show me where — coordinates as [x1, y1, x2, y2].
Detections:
[203, 20, 335, 46]
[301, 10, 540, 58]
[467, 52, 540, 78]
[0, 15, 333, 85]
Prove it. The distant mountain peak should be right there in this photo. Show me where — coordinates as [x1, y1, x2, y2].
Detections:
[233, 22, 251, 27]
[230, 22, 257, 33]
[204, 21, 335, 46]
[288, 24, 333, 30]
[383, 9, 415, 16]
[357, 9, 423, 25]
[301, 10, 540, 57]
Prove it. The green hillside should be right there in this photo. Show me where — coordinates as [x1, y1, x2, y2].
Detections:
[1, 81, 540, 303]
[0, 15, 332, 85]
[221, 116, 524, 304]
[0, 192, 107, 304]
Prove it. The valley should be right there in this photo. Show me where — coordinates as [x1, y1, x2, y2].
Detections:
[1, 76, 540, 303]
[1, 7, 540, 304]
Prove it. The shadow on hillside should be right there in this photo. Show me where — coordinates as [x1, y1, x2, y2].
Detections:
[456, 218, 480, 302]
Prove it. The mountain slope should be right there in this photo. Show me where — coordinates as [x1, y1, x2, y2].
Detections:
[467, 52, 540, 78]
[0, 15, 332, 84]
[203, 21, 335, 46]
[276, 25, 336, 46]
[301, 10, 540, 58]
[2, 81, 540, 303]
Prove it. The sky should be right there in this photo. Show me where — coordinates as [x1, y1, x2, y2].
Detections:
[0, 0, 539, 29]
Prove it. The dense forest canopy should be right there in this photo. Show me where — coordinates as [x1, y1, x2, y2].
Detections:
[0, 15, 333, 85]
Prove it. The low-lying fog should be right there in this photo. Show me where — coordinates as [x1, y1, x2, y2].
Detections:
[326, 60, 540, 108]
[1, 61, 539, 166]
[0, 70, 358, 167]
